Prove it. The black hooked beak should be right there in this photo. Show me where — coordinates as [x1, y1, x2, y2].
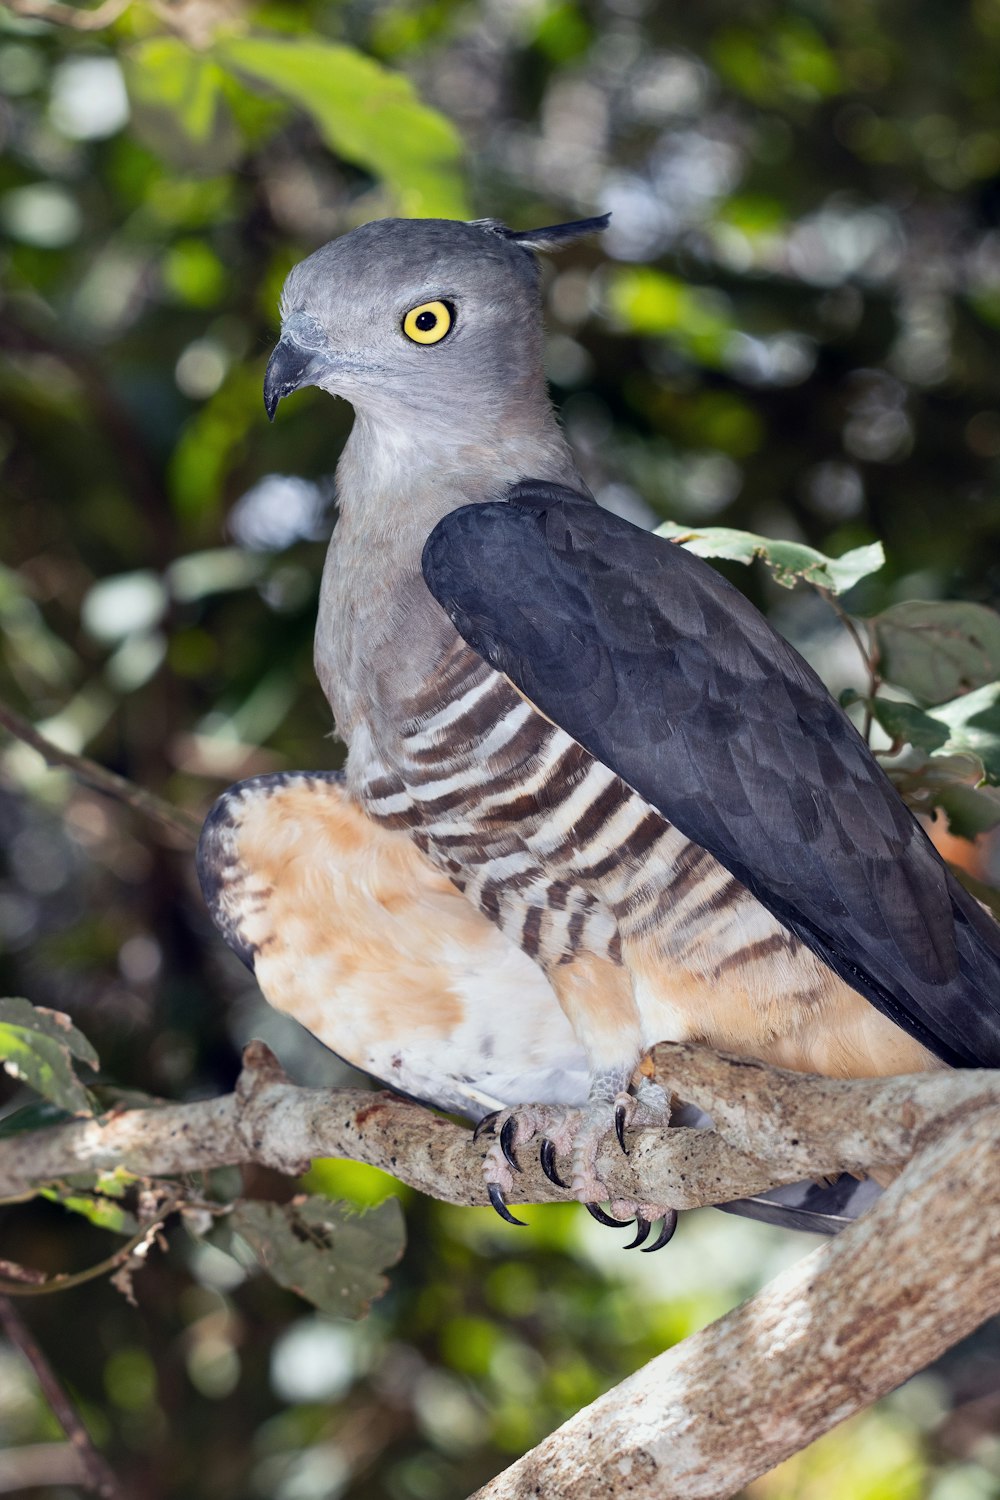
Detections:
[263, 336, 321, 421]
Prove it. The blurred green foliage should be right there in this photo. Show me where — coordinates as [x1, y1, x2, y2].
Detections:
[3, 0, 1000, 1497]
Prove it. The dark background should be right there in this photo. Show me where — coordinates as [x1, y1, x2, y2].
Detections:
[2, 1, 1000, 1495]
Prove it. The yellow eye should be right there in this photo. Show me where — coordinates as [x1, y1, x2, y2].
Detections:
[402, 300, 453, 345]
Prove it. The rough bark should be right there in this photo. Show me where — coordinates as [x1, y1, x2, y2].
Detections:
[469, 1106, 1000, 1499]
[0, 1039, 996, 1210]
[4, 1038, 1000, 1500]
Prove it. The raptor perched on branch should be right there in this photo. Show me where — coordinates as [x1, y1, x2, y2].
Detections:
[198, 215, 1000, 1246]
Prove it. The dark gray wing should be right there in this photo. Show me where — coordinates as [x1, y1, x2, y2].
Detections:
[422, 480, 1000, 1069]
[717, 1175, 884, 1235]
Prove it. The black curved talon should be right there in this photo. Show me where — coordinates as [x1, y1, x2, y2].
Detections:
[473, 1110, 501, 1143]
[585, 1202, 632, 1228]
[614, 1101, 630, 1155]
[499, 1115, 522, 1173]
[488, 1183, 527, 1226]
[641, 1211, 679, 1253]
[539, 1137, 568, 1188]
[624, 1215, 651, 1249]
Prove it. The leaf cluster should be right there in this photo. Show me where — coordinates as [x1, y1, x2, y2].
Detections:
[661, 524, 1000, 843]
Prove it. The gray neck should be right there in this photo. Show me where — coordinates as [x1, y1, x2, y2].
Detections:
[313, 394, 584, 742]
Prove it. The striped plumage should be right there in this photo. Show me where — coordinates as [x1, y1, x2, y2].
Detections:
[356, 633, 934, 1087]
[197, 213, 1000, 1240]
[198, 770, 591, 1119]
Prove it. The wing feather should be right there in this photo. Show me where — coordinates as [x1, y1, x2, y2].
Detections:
[422, 480, 1000, 1068]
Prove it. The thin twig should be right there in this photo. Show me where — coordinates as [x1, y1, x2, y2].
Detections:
[0, 1296, 126, 1500]
[0, 698, 201, 846]
[0, 1191, 182, 1297]
[817, 587, 881, 743]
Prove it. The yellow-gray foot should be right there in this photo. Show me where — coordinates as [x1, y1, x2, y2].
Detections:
[475, 1080, 677, 1251]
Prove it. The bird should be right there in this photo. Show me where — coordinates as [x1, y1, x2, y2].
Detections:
[198, 213, 1000, 1247]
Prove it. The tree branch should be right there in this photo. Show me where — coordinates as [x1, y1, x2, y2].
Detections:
[0, 698, 201, 846]
[468, 1105, 1000, 1499]
[4, 1039, 1000, 1498]
[0, 1039, 996, 1215]
[0, 1298, 125, 1499]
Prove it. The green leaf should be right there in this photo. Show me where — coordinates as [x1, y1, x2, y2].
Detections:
[869, 686, 1000, 781]
[0, 999, 98, 1116]
[219, 36, 469, 216]
[230, 1195, 405, 1320]
[871, 601, 1000, 706]
[124, 39, 242, 175]
[93, 1166, 140, 1199]
[39, 1186, 138, 1236]
[0, 1099, 73, 1139]
[607, 269, 735, 366]
[655, 521, 885, 593]
[885, 747, 989, 826]
[934, 782, 1000, 840]
[869, 698, 949, 754]
[924, 682, 1000, 781]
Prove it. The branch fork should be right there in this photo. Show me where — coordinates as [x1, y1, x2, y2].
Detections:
[4, 1040, 1000, 1499]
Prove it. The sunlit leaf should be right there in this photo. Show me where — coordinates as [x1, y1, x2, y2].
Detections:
[162, 238, 228, 308]
[0, 998, 98, 1116]
[872, 600, 1000, 706]
[230, 1195, 405, 1319]
[607, 268, 734, 365]
[39, 1186, 138, 1236]
[924, 681, 1000, 780]
[656, 521, 885, 593]
[167, 366, 261, 518]
[94, 1166, 140, 1199]
[775, 18, 843, 98]
[124, 39, 242, 175]
[712, 19, 842, 105]
[303, 1156, 408, 1209]
[533, 2, 593, 62]
[219, 36, 469, 216]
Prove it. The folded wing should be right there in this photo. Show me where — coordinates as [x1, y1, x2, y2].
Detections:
[422, 480, 1000, 1069]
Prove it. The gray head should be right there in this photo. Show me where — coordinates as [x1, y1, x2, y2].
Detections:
[263, 215, 609, 429]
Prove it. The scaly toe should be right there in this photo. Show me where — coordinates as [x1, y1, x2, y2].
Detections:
[478, 1104, 577, 1224]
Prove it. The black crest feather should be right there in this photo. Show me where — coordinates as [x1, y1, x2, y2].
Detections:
[472, 214, 610, 252]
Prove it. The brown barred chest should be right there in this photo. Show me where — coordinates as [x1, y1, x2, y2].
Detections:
[345, 642, 944, 1080]
[352, 638, 788, 987]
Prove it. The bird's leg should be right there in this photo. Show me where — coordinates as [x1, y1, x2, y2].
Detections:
[475, 1102, 581, 1224]
[560, 1067, 676, 1239]
[476, 1069, 677, 1249]
[477, 947, 679, 1244]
